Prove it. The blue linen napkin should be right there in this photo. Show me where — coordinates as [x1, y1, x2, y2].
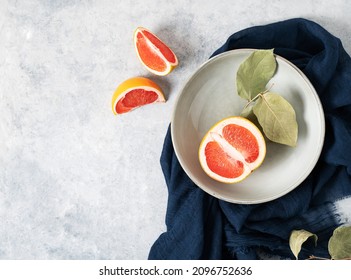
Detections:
[149, 18, 351, 260]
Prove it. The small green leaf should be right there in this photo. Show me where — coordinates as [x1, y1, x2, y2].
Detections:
[289, 229, 318, 260]
[236, 49, 276, 101]
[328, 226, 351, 259]
[253, 92, 298, 147]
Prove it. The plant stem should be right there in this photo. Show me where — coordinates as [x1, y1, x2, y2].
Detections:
[243, 93, 263, 110]
[243, 83, 275, 110]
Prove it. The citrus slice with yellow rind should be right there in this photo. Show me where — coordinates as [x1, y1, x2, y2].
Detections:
[112, 77, 165, 115]
[199, 116, 266, 184]
[134, 27, 178, 76]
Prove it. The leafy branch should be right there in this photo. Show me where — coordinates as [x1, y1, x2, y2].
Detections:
[289, 226, 351, 260]
[236, 49, 298, 147]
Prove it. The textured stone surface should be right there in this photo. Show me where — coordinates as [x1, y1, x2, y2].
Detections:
[0, 0, 350, 259]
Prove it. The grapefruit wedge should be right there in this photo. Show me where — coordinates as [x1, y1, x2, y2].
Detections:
[199, 116, 266, 184]
[112, 77, 165, 115]
[134, 27, 178, 76]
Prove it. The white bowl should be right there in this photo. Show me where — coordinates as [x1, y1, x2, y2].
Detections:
[171, 49, 325, 204]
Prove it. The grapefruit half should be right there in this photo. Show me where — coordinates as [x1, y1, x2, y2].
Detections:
[199, 116, 266, 184]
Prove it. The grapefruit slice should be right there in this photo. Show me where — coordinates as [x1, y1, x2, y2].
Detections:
[112, 77, 165, 115]
[199, 116, 266, 184]
[134, 27, 178, 76]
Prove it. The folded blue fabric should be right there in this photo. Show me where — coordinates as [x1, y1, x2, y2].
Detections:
[149, 18, 351, 260]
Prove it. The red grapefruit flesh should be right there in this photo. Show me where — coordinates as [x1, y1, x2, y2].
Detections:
[205, 141, 245, 178]
[222, 124, 260, 163]
[142, 29, 177, 64]
[115, 88, 159, 114]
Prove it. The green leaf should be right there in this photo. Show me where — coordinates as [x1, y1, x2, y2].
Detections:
[253, 92, 298, 147]
[328, 226, 351, 259]
[236, 49, 276, 101]
[289, 229, 318, 260]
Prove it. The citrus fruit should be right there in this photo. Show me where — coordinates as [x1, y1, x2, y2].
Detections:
[134, 27, 178, 76]
[198, 116, 266, 184]
[112, 77, 165, 115]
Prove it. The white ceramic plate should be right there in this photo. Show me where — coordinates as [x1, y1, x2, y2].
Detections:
[171, 49, 325, 204]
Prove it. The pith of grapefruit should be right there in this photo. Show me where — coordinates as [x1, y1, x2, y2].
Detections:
[112, 77, 165, 115]
[134, 27, 178, 76]
[198, 116, 266, 184]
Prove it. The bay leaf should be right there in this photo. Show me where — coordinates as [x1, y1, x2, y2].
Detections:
[236, 49, 276, 101]
[253, 92, 298, 147]
[289, 229, 318, 260]
[328, 226, 351, 259]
